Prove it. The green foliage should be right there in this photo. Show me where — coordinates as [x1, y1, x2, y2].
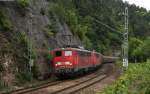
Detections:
[129, 38, 144, 62]
[47, 48, 54, 61]
[129, 37, 150, 62]
[137, 37, 150, 61]
[16, 0, 29, 8]
[129, 6, 150, 39]
[49, 0, 122, 52]
[0, 30, 34, 86]
[82, 36, 92, 50]
[15, 71, 33, 85]
[0, 33, 12, 57]
[43, 24, 56, 38]
[49, 1, 91, 40]
[13, 32, 29, 62]
[49, 0, 150, 58]
[16, 0, 29, 16]
[99, 61, 150, 94]
[0, 9, 12, 31]
[10, 32, 35, 84]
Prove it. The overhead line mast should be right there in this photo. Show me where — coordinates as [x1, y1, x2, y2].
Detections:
[123, 7, 129, 70]
[28, 13, 33, 73]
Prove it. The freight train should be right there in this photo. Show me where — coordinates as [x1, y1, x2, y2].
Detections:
[52, 47, 118, 78]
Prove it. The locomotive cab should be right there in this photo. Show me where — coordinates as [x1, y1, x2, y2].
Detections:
[53, 48, 75, 75]
[54, 50, 73, 66]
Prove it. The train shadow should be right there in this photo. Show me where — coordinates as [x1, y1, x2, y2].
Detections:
[56, 65, 104, 80]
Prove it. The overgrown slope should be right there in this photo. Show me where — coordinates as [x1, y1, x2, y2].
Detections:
[99, 61, 150, 94]
[0, 0, 81, 89]
[50, 0, 150, 60]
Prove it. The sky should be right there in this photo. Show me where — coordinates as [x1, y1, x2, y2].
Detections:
[123, 0, 150, 10]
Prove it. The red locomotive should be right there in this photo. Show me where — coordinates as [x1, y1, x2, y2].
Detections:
[52, 47, 104, 77]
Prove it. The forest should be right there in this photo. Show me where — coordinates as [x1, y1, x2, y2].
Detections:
[49, 0, 150, 62]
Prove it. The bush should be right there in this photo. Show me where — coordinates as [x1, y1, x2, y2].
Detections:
[16, 0, 29, 8]
[15, 71, 33, 85]
[12, 32, 35, 85]
[0, 9, 12, 31]
[43, 24, 56, 38]
[99, 61, 150, 94]
[129, 37, 150, 62]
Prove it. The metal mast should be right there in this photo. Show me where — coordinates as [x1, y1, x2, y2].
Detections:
[123, 7, 129, 69]
[28, 13, 33, 73]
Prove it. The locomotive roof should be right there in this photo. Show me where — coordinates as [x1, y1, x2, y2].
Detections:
[54, 48, 101, 54]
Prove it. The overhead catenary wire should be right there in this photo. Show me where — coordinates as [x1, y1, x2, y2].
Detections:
[91, 16, 123, 35]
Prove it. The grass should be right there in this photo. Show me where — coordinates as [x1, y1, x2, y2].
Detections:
[98, 60, 150, 94]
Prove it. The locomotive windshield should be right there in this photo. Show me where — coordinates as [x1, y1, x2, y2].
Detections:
[65, 51, 72, 56]
[55, 51, 62, 57]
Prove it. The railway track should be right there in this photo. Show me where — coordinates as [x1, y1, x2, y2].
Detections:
[1, 80, 61, 94]
[2, 64, 114, 94]
[50, 64, 114, 94]
[50, 74, 107, 94]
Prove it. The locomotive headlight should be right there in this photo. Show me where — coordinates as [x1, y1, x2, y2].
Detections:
[65, 61, 72, 65]
[56, 62, 62, 65]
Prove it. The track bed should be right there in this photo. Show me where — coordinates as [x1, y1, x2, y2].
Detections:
[2, 63, 120, 94]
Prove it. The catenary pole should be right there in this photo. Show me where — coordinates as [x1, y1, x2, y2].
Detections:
[123, 7, 129, 70]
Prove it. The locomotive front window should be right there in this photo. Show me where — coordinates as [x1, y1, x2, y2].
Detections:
[56, 51, 62, 57]
[65, 51, 72, 56]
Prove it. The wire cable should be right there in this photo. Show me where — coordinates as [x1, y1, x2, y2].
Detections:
[91, 16, 123, 35]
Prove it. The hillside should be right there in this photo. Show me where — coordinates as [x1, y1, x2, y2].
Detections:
[0, 0, 81, 88]
[0, 0, 150, 90]
[99, 60, 150, 94]
[48, 0, 150, 58]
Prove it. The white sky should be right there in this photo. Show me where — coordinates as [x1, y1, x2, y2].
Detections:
[123, 0, 150, 10]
